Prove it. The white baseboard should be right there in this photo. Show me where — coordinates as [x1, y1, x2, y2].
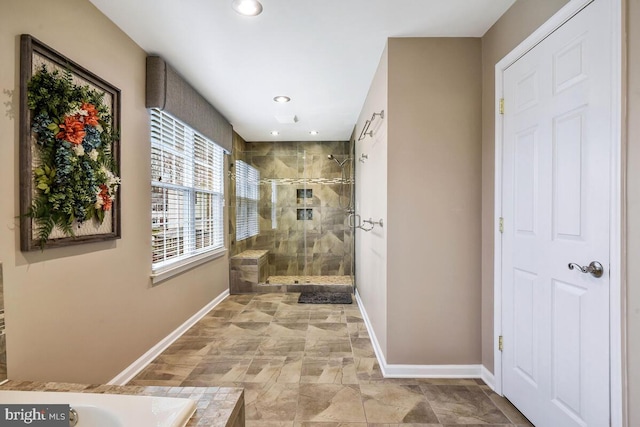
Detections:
[108, 289, 229, 385]
[481, 365, 496, 390]
[355, 289, 484, 379]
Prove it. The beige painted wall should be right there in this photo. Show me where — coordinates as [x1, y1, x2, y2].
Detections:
[480, 0, 570, 373]
[355, 39, 482, 365]
[626, 0, 639, 424]
[386, 38, 482, 364]
[0, 0, 229, 383]
[354, 45, 388, 357]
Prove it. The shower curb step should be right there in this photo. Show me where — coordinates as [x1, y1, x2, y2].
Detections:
[254, 283, 353, 294]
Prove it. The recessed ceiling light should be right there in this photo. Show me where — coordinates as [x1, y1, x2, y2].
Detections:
[270, 131, 279, 136]
[273, 96, 291, 103]
[309, 130, 319, 135]
[231, 0, 263, 16]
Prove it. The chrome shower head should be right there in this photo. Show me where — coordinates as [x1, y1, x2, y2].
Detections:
[327, 154, 341, 166]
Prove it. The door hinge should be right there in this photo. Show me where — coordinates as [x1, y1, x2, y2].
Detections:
[499, 335, 503, 352]
[499, 217, 504, 234]
[499, 98, 504, 115]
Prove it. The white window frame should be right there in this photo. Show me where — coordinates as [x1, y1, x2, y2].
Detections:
[235, 159, 260, 241]
[150, 109, 226, 284]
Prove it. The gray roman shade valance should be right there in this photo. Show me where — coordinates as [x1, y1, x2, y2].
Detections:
[146, 56, 232, 152]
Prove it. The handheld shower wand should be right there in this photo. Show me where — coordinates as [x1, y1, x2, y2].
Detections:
[327, 154, 349, 167]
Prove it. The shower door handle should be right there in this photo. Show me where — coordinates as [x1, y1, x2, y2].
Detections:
[348, 213, 361, 229]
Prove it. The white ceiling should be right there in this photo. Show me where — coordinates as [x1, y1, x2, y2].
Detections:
[89, 0, 515, 142]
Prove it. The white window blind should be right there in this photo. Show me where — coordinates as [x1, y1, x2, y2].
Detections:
[235, 160, 259, 241]
[151, 109, 225, 272]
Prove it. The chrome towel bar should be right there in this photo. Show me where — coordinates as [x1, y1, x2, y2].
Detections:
[358, 110, 385, 141]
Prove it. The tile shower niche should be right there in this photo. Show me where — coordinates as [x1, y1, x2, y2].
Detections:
[297, 208, 313, 220]
[297, 188, 313, 220]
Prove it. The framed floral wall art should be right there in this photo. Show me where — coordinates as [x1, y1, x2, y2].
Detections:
[19, 35, 121, 251]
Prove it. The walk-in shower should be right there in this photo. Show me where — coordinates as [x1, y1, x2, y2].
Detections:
[230, 140, 355, 291]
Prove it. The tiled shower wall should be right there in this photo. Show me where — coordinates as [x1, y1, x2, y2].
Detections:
[229, 134, 353, 277]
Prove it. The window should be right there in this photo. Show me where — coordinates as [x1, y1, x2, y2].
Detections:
[151, 109, 225, 275]
[235, 160, 259, 241]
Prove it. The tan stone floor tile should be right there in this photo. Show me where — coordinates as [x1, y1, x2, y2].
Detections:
[307, 323, 349, 340]
[420, 385, 511, 424]
[441, 425, 511, 427]
[360, 383, 439, 424]
[133, 293, 528, 426]
[183, 357, 252, 384]
[221, 322, 271, 337]
[154, 354, 204, 366]
[416, 378, 480, 386]
[478, 385, 534, 426]
[161, 337, 214, 357]
[295, 384, 366, 423]
[241, 356, 302, 383]
[344, 310, 363, 324]
[205, 336, 263, 356]
[281, 293, 302, 302]
[354, 357, 384, 382]
[206, 309, 240, 320]
[213, 299, 251, 311]
[300, 357, 358, 384]
[277, 356, 304, 383]
[293, 423, 369, 427]
[258, 337, 307, 356]
[273, 310, 312, 323]
[181, 326, 226, 338]
[347, 322, 369, 338]
[350, 337, 375, 357]
[185, 317, 229, 329]
[253, 293, 287, 302]
[305, 338, 353, 357]
[279, 299, 314, 309]
[231, 310, 276, 322]
[265, 322, 309, 338]
[365, 424, 442, 427]
[246, 421, 294, 427]
[309, 309, 346, 323]
[244, 382, 300, 421]
[244, 300, 282, 311]
[132, 362, 196, 384]
[240, 357, 287, 383]
[226, 294, 255, 304]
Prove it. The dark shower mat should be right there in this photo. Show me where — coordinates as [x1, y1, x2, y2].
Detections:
[298, 292, 352, 304]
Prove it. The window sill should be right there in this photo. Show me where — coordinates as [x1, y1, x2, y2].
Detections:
[151, 248, 227, 285]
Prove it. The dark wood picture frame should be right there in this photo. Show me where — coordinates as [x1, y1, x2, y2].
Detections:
[19, 34, 121, 251]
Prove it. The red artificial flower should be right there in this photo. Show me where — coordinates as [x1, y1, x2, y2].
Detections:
[81, 102, 100, 127]
[56, 115, 85, 145]
[98, 184, 112, 211]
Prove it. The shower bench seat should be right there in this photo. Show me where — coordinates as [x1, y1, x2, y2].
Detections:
[229, 250, 269, 294]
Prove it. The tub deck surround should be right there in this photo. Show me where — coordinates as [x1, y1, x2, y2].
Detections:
[0, 381, 244, 427]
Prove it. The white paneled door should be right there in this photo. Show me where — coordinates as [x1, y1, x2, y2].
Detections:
[501, 1, 612, 426]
